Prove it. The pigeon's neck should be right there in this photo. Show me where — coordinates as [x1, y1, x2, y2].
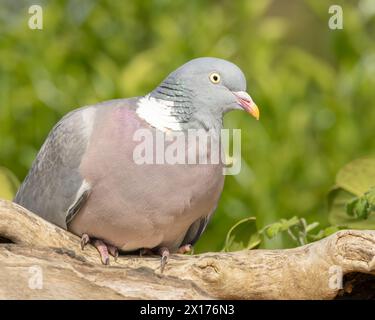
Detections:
[136, 94, 223, 133]
[136, 94, 185, 132]
[182, 113, 223, 132]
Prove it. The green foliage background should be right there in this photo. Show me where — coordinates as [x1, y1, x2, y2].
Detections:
[0, 0, 375, 251]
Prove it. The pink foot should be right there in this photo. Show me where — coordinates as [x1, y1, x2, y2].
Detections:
[80, 234, 119, 265]
[92, 239, 110, 265]
[158, 247, 170, 273]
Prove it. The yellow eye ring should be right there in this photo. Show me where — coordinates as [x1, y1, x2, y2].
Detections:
[209, 72, 221, 84]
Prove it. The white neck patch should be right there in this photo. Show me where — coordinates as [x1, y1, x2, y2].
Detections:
[136, 94, 182, 131]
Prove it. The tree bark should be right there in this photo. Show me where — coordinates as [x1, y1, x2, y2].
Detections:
[0, 199, 374, 300]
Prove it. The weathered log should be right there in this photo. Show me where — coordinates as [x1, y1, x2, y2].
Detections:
[0, 199, 374, 299]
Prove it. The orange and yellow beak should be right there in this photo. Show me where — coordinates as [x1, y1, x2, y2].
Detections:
[233, 91, 260, 120]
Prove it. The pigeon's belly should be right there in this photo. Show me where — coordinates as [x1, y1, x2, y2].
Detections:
[68, 106, 225, 251]
[69, 162, 224, 252]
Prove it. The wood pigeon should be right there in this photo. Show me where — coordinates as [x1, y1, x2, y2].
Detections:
[14, 57, 259, 271]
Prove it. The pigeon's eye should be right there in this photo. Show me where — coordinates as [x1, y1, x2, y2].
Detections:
[209, 72, 221, 84]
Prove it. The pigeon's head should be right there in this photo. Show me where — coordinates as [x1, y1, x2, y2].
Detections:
[147, 57, 259, 130]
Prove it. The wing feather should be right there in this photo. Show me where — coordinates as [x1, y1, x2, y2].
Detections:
[14, 106, 96, 229]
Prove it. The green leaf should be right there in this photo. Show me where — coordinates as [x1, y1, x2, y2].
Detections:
[305, 221, 320, 232]
[265, 222, 281, 238]
[263, 216, 301, 239]
[222, 217, 261, 252]
[346, 186, 375, 219]
[0, 167, 20, 200]
[308, 225, 347, 241]
[328, 158, 375, 228]
[336, 158, 375, 196]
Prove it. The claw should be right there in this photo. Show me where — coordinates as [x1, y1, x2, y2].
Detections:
[158, 247, 170, 273]
[80, 235, 119, 265]
[107, 244, 119, 261]
[178, 244, 193, 254]
[80, 233, 90, 250]
[92, 239, 110, 265]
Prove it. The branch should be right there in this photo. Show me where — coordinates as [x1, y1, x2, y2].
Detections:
[0, 199, 374, 299]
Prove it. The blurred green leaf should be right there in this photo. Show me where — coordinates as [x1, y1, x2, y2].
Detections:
[263, 216, 300, 239]
[0, 167, 20, 200]
[222, 217, 261, 252]
[336, 158, 375, 196]
[224, 215, 328, 252]
[308, 225, 347, 241]
[346, 187, 375, 219]
[328, 158, 375, 227]
[265, 222, 281, 238]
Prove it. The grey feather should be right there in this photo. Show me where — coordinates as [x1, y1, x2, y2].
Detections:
[181, 210, 214, 246]
[14, 106, 95, 229]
